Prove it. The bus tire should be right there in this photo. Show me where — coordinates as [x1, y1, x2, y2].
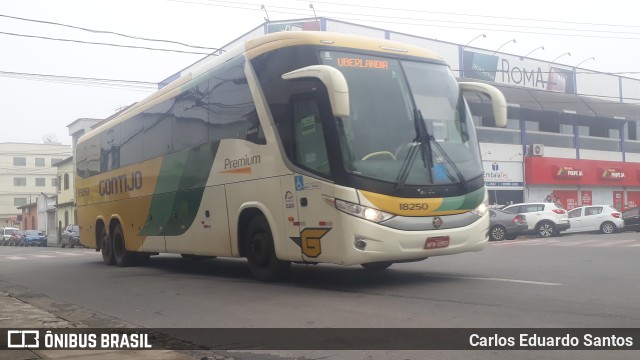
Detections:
[112, 224, 135, 267]
[361, 261, 393, 271]
[246, 216, 290, 282]
[100, 226, 115, 265]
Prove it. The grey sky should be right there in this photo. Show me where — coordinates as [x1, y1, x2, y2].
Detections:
[1, 0, 638, 145]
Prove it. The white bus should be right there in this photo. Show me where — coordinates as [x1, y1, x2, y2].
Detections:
[75, 31, 507, 281]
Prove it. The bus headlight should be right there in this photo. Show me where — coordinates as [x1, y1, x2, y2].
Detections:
[470, 195, 489, 217]
[324, 196, 394, 223]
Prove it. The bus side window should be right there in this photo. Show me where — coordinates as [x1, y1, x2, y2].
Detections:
[293, 100, 329, 175]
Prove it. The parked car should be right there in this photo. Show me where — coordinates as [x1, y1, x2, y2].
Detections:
[565, 205, 624, 234]
[19, 230, 48, 247]
[60, 225, 81, 248]
[621, 207, 640, 232]
[7, 230, 24, 246]
[488, 209, 528, 241]
[502, 202, 570, 237]
[1, 227, 20, 245]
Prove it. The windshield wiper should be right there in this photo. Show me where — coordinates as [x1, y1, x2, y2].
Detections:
[427, 130, 468, 192]
[395, 109, 433, 191]
[395, 109, 467, 192]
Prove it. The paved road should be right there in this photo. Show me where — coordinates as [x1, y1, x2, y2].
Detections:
[0, 231, 639, 359]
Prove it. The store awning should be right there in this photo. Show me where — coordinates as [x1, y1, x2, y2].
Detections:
[527, 88, 595, 117]
[580, 96, 640, 120]
[492, 85, 543, 111]
[460, 78, 640, 120]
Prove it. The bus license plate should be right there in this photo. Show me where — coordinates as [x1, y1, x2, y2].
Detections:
[424, 236, 449, 249]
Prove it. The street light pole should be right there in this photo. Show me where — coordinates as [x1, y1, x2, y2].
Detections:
[523, 46, 545, 58]
[575, 56, 595, 68]
[464, 33, 486, 48]
[493, 39, 516, 55]
[550, 52, 571, 65]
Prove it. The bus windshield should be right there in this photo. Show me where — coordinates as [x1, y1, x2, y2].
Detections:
[320, 51, 482, 186]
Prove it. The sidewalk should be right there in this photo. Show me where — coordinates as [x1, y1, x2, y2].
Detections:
[0, 291, 194, 360]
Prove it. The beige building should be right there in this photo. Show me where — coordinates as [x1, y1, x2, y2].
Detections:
[55, 157, 76, 241]
[0, 142, 71, 228]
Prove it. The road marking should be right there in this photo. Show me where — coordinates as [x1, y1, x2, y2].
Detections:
[589, 240, 638, 247]
[428, 274, 562, 286]
[554, 241, 586, 246]
[5, 256, 27, 260]
[54, 252, 83, 256]
[33, 255, 55, 258]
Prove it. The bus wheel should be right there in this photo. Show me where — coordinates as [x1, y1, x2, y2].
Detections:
[112, 224, 135, 267]
[246, 216, 290, 282]
[361, 261, 393, 271]
[100, 226, 115, 265]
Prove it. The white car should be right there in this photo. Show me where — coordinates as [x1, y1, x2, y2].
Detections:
[502, 202, 570, 237]
[565, 205, 624, 234]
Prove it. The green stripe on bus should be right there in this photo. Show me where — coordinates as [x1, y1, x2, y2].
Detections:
[435, 187, 484, 211]
[138, 142, 218, 236]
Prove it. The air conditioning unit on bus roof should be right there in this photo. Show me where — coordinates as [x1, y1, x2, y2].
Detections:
[528, 144, 544, 156]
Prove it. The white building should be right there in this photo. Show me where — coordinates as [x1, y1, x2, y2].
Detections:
[0, 142, 71, 228]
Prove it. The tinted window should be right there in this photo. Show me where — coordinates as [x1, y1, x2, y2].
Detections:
[253, 46, 321, 163]
[77, 56, 262, 178]
[206, 57, 264, 144]
[142, 101, 173, 160]
[35, 158, 45, 167]
[172, 80, 209, 152]
[100, 125, 121, 172]
[120, 116, 145, 167]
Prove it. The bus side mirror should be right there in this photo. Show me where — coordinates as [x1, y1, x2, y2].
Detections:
[459, 82, 508, 128]
[282, 65, 350, 118]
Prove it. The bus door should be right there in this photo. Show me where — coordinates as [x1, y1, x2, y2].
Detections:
[290, 97, 338, 263]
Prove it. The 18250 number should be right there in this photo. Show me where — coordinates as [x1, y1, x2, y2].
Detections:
[399, 203, 429, 211]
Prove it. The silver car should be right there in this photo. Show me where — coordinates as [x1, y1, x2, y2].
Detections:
[60, 225, 81, 248]
[489, 209, 528, 241]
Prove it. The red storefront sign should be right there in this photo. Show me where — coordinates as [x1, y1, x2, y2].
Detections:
[525, 157, 640, 186]
[554, 166, 583, 179]
[627, 191, 640, 209]
[552, 190, 579, 210]
[581, 191, 592, 206]
[599, 168, 626, 181]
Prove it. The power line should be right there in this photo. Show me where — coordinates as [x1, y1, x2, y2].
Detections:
[168, 0, 640, 39]
[0, 70, 158, 91]
[302, 0, 640, 29]
[0, 31, 212, 55]
[0, 13, 221, 51]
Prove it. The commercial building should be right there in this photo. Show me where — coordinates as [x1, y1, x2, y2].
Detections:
[160, 17, 640, 210]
